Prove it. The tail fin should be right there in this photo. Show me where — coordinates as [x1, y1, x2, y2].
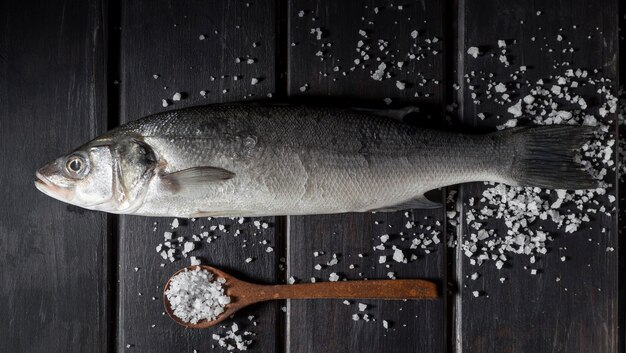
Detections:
[507, 125, 596, 190]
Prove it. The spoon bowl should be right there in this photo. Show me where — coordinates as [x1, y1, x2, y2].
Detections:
[164, 265, 438, 329]
[163, 265, 253, 329]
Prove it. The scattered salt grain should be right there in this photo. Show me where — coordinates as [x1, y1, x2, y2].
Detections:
[182, 241, 195, 254]
[211, 322, 254, 351]
[507, 100, 523, 117]
[372, 62, 387, 81]
[523, 95, 535, 104]
[392, 249, 405, 263]
[467, 47, 480, 58]
[494, 83, 507, 93]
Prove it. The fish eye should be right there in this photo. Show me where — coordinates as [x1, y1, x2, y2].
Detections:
[65, 155, 87, 176]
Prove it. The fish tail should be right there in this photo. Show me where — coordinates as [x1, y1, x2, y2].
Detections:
[505, 125, 597, 190]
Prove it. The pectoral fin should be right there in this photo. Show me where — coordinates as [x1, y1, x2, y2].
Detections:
[369, 193, 442, 212]
[161, 166, 235, 192]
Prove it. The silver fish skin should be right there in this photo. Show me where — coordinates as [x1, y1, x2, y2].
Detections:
[35, 103, 594, 218]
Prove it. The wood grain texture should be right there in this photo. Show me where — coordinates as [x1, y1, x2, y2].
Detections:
[117, 1, 283, 352]
[616, 1, 626, 352]
[0, 0, 111, 352]
[286, 1, 447, 352]
[452, 1, 620, 352]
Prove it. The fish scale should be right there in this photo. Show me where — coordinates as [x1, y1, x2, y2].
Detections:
[117, 104, 499, 217]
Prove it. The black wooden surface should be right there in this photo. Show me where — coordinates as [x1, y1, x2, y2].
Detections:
[0, 0, 623, 352]
[0, 1, 111, 352]
[452, 1, 621, 352]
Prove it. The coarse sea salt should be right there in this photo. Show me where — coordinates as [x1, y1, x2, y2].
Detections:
[467, 46, 480, 58]
[392, 248, 405, 263]
[165, 268, 230, 324]
[212, 322, 254, 351]
[452, 52, 618, 270]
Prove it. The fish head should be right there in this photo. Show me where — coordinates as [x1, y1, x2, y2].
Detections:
[35, 136, 158, 214]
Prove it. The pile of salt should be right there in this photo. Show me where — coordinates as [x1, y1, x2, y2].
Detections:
[165, 268, 231, 324]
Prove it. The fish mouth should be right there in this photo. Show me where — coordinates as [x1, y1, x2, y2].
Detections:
[34, 171, 70, 200]
[35, 171, 50, 189]
[35, 171, 54, 193]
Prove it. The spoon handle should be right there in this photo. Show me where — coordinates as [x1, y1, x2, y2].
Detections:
[262, 279, 437, 300]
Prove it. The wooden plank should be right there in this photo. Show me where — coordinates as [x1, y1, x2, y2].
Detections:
[0, 0, 111, 352]
[616, 1, 626, 352]
[452, 1, 620, 352]
[286, 2, 447, 353]
[117, 1, 283, 352]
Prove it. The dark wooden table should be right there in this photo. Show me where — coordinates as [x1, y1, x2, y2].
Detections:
[1, 0, 623, 352]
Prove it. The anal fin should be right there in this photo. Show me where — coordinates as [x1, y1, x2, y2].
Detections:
[352, 106, 419, 122]
[369, 193, 442, 212]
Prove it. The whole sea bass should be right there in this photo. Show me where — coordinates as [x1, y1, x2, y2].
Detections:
[35, 103, 594, 218]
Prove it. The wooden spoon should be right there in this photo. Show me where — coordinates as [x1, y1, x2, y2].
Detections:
[163, 265, 438, 329]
